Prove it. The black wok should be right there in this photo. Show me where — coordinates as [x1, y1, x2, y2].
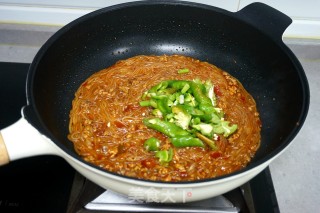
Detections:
[0, 1, 309, 202]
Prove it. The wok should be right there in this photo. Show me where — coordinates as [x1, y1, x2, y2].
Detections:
[0, 1, 309, 202]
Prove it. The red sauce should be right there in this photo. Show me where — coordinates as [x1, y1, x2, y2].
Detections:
[68, 55, 261, 182]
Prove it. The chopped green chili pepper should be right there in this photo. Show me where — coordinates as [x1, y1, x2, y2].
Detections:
[170, 136, 204, 148]
[139, 100, 151, 107]
[150, 99, 158, 108]
[156, 98, 171, 114]
[168, 80, 189, 90]
[195, 111, 221, 123]
[149, 81, 169, 93]
[144, 137, 161, 151]
[140, 78, 238, 151]
[204, 80, 216, 106]
[143, 118, 190, 138]
[190, 82, 212, 106]
[178, 68, 190, 74]
[152, 109, 163, 118]
[192, 123, 214, 137]
[184, 93, 197, 106]
[159, 88, 177, 95]
[171, 106, 192, 130]
[181, 83, 190, 94]
[192, 117, 201, 125]
[213, 121, 238, 137]
[175, 105, 204, 117]
[156, 148, 173, 163]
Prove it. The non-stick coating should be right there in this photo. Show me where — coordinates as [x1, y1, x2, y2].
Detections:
[26, 1, 309, 181]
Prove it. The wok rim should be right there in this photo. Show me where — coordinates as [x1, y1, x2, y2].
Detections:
[25, 0, 310, 185]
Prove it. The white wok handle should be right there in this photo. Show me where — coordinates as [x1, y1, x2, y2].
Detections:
[0, 133, 9, 165]
[0, 117, 60, 165]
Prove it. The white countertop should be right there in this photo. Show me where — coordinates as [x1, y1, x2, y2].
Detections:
[0, 23, 319, 213]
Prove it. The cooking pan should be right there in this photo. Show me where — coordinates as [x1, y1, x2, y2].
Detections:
[0, 1, 309, 202]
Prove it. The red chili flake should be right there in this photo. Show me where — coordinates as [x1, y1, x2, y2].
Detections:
[114, 120, 126, 128]
[240, 95, 246, 103]
[133, 125, 139, 131]
[123, 104, 140, 112]
[257, 119, 262, 127]
[87, 113, 94, 120]
[141, 159, 156, 168]
[210, 152, 222, 159]
[214, 85, 222, 97]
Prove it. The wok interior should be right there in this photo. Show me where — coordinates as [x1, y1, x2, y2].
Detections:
[28, 3, 307, 178]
